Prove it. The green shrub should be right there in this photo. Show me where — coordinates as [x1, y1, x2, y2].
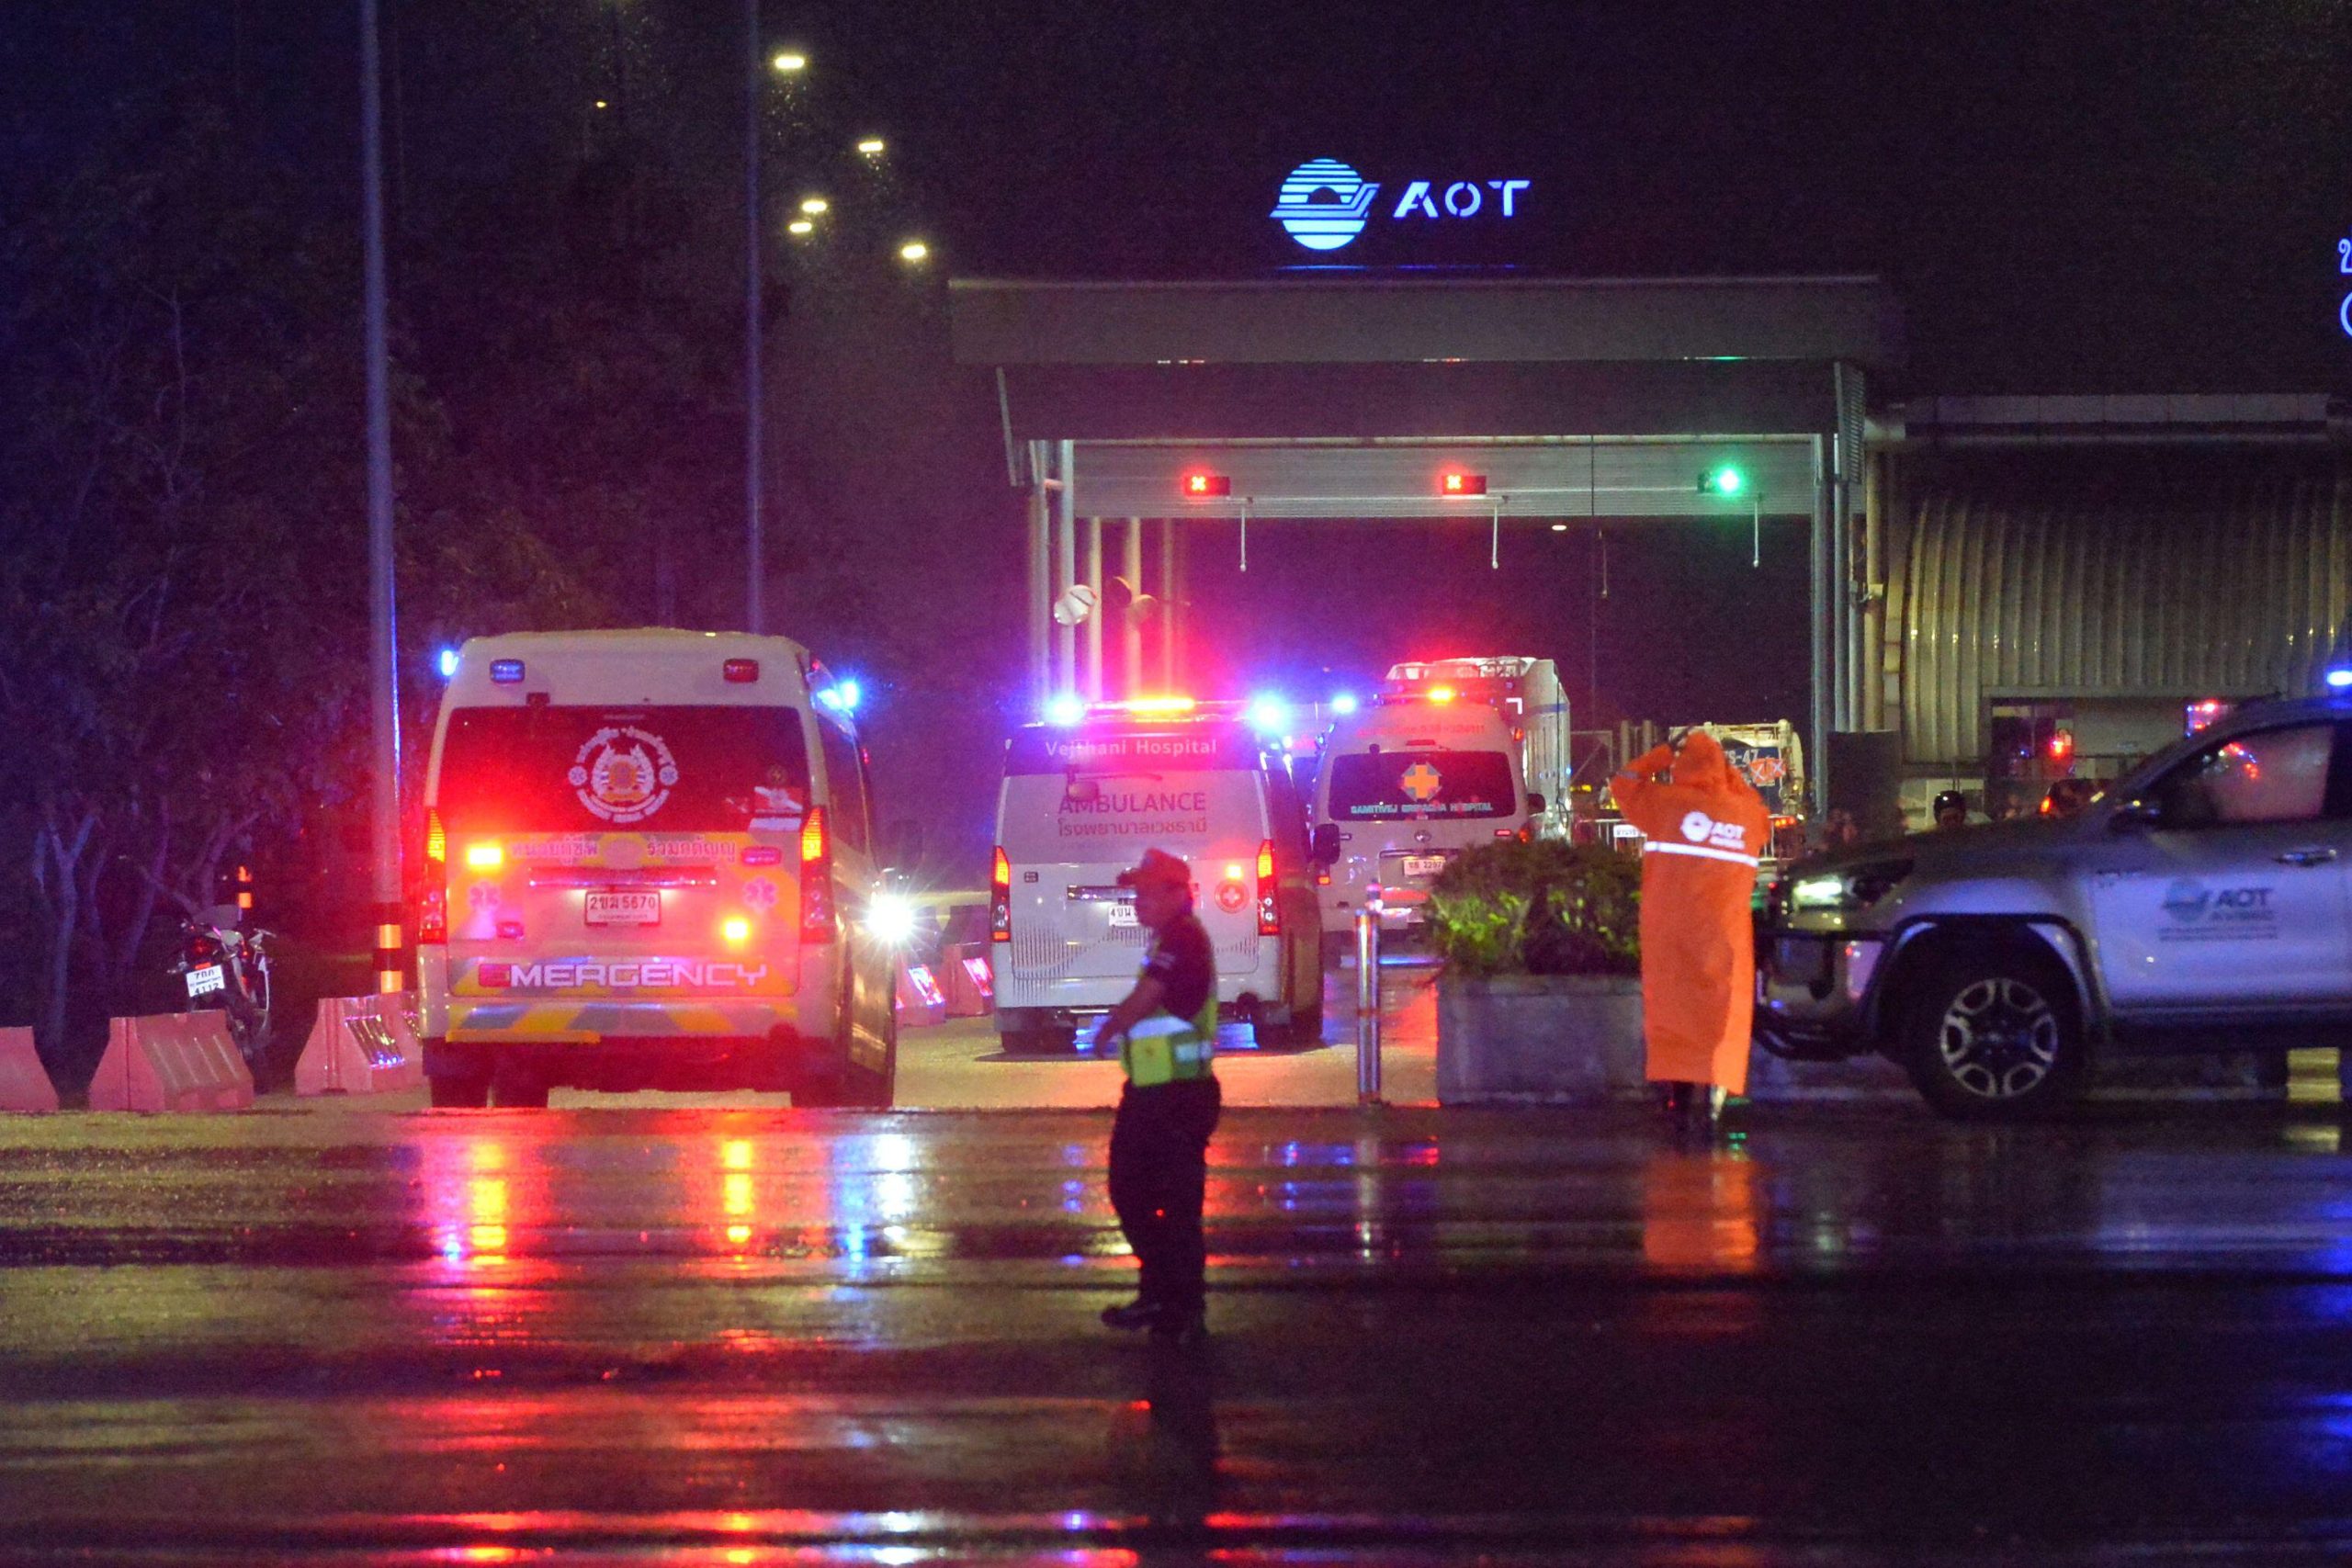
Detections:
[1427, 840, 1641, 977]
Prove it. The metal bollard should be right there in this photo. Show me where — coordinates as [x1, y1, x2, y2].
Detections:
[1354, 895, 1383, 1105]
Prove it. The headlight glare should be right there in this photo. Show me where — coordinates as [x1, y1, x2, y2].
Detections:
[865, 892, 922, 946]
[1790, 860, 1913, 912]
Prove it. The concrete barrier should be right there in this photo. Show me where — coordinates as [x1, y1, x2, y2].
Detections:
[896, 962, 948, 1028]
[296, 994, 426, 1096]
[942, 943, 994, 1018]
[0, 1027, 59, 1113]
[89, 1012, 254, 1112]
[1436, 974, 1647, 1106]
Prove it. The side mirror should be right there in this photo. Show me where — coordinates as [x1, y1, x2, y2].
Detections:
[1523, 791, 1546, 816]
[2109, 800, 2163, 832]
[1309, 823, 1343, 868]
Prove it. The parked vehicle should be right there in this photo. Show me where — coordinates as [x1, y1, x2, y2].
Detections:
[416, 630, 897, 1109]
[992, 698, 1324, 1050]
[174, 908, 273, 1064]
[1310, 695, 1544, 953]
[1758, 694, 2352, 1119]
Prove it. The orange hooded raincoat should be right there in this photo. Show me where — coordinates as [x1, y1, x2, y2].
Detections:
[1611, 732, 1768, 1094]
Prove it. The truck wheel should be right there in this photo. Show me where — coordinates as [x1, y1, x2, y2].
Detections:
[1900, 948, 2087, 1120]
[1250, 1003, 1322, 1048]
[425, 1040, 490, 1108]
[843, 1011, 898, 1109]
[490, 1058, 550, 1110]
[428, 1069, 490, 1109]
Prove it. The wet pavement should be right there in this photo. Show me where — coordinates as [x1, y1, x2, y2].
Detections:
[7, 1071, 2352, 1564]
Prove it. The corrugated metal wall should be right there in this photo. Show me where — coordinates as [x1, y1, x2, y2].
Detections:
[1894, 450, 2352, 765]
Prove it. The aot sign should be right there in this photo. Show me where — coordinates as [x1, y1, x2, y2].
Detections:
[1271, 158, 1532, 254]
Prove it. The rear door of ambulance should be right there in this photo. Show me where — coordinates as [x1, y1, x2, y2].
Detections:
[431, 694, 809, 1046]
[996, 723, 1269, 996]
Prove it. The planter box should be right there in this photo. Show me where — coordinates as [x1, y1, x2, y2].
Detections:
[1437, 973, 1645, 1105]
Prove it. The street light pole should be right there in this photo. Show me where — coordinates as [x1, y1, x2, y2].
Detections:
[741, 0, 764, 636]
[360, 0, 404, 995]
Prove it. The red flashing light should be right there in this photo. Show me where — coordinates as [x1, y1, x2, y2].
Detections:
[1182, 471, 1231, 498]
[989, 846, 1012, 942]
[723, 659, 760, 683]
[800, 807, 834, 942]
[2048, 729, 2075, 761]
[1440, 470, 1487, 497]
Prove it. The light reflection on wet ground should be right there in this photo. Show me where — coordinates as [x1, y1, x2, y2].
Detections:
[6, 1097, 2352, 1562]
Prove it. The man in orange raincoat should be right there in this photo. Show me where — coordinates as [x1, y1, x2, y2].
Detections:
[1611, 730, 1769, 1131]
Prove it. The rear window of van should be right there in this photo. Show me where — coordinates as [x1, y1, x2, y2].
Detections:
[1329, 750, 1515, 820]
[999, 724, 1270, 859]
[437, 706, 811, 832]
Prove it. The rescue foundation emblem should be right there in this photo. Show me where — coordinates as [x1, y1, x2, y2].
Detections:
[569, 726, 680, 825]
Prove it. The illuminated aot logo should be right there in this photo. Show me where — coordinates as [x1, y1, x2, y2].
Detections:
[1272, 158, 1531, 253]
[1272, 160, 1382, 251]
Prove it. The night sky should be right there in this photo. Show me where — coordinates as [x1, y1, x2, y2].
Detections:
[9, 2, 2351, 860]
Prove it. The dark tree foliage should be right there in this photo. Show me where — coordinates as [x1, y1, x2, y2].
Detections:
[0, 17, 1011, 1079]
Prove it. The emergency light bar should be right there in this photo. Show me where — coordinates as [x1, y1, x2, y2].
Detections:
[1181, 472, 1231, 498]
[490, 659, 526, 683]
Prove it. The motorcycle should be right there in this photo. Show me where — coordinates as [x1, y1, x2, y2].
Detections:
[174, 909, 274, 1065]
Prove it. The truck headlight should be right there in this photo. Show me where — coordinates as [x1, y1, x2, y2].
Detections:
[1790, 859, 1912, 912]
[865, 892, 922, 946]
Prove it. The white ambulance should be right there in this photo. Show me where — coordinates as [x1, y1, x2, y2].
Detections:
[416, 630, 897, 1109]
[1309, 696, 1544, 952]
[990, 700, 1325, 1050]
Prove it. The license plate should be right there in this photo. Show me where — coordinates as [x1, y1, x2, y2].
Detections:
[1106, 901, 1138, 927]
[1403, 855, 1446, 878]
[186, 964, 225, 998]
[585, 891, 662, 926]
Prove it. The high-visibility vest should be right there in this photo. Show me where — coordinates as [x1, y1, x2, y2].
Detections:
[1118, 950, 1218, 1089]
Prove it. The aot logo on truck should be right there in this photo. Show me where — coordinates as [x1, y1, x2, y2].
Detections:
[476, 959, 773, 990]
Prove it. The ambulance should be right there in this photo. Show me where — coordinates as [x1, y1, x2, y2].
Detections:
[990, 699, 1325, 1051]
[1310, 695, 1544, 952]
[1380, 655, 1571, 838]
[416, 630, 898, 1109]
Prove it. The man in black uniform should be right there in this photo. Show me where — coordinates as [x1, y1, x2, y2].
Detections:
[1091, 847, 1222, 1343]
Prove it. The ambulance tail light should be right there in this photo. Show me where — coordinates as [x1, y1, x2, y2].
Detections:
[800, 807, 835, 942]
[990, 846, 1012, 942]
[1256, 839, 1279, 936]
[425, 808, 447, 863]
[417, 886, 448, 945]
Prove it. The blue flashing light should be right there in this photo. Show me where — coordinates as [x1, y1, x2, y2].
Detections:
[818, 678, 864, 715]
[2327, 668, 2352, 691]
[435, 648, 459, 680]
[1330, 692, 1360, 716]
[1246, 694, 1291, 734]
[1044, 694, 1086, 727]
[489, 659, 525, 684]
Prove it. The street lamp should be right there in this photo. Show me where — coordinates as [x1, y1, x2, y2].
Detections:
[786, 219, 814, 236]
[746, 33, 808, 637]
[799, 196, 829, 215]
[898, 240, 930, 265]
[855, 136, 885, 155]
